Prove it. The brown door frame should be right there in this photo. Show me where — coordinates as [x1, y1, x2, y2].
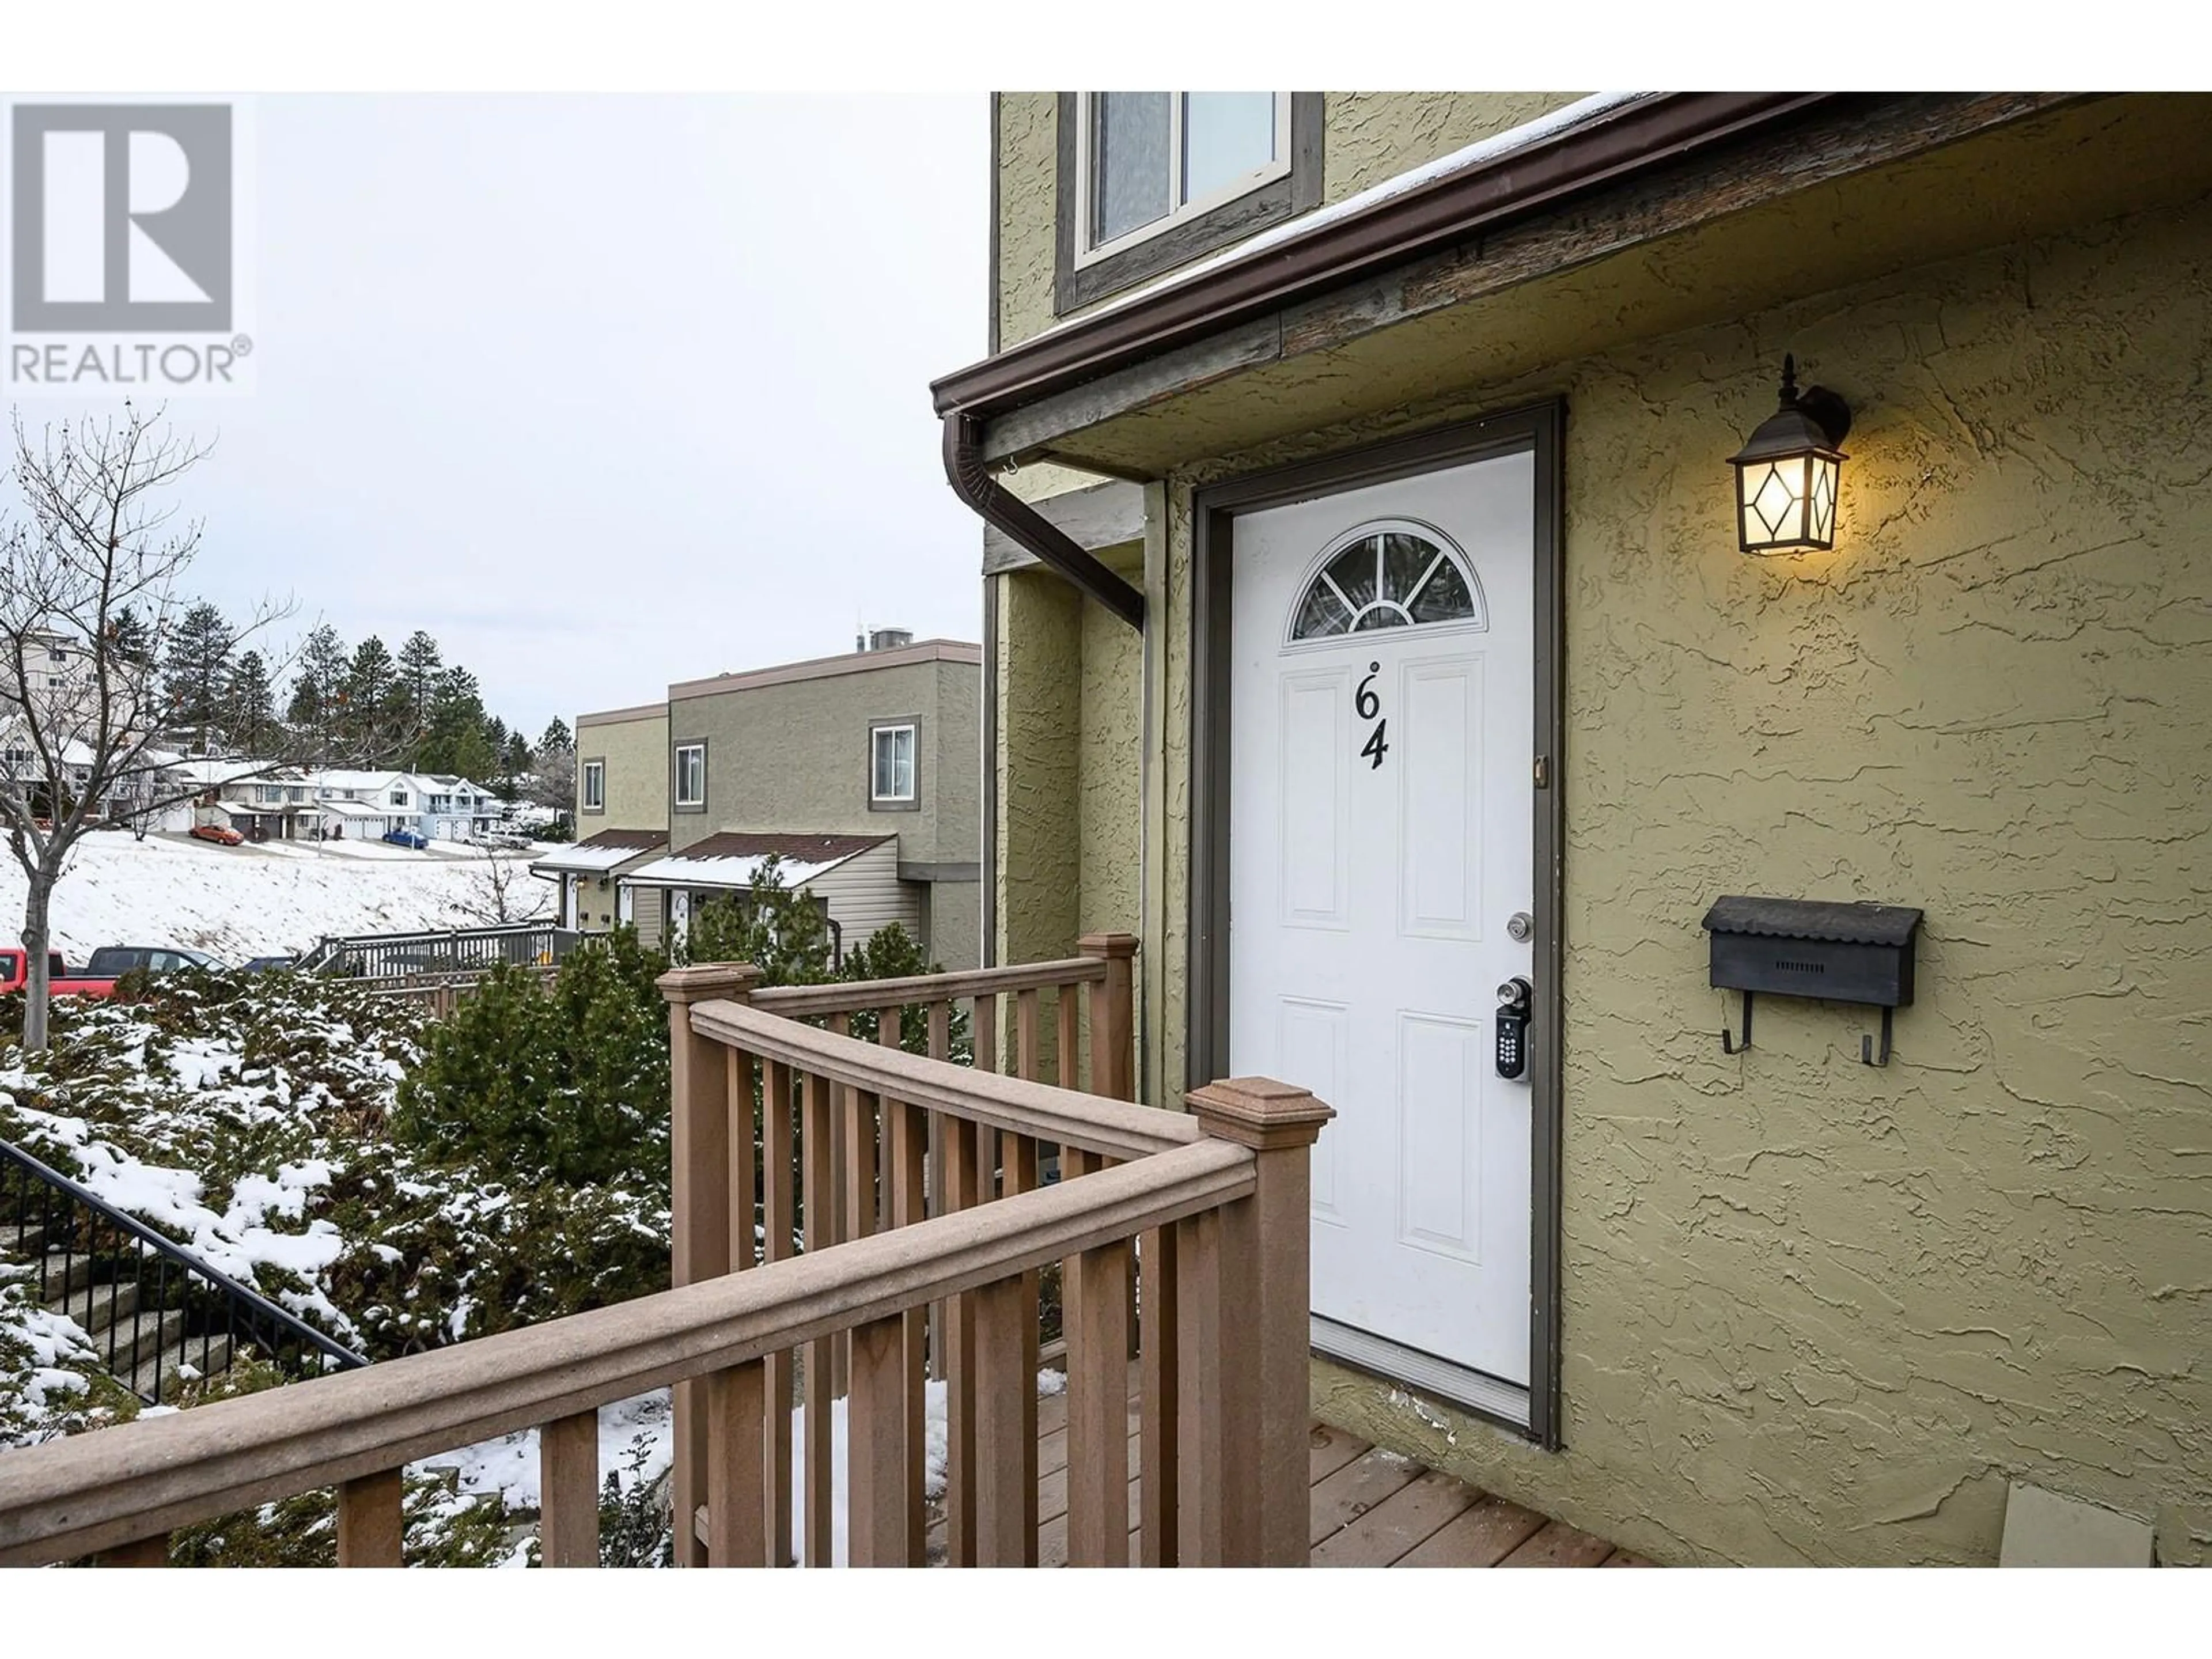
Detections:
[1187, 400, 1567, 1448]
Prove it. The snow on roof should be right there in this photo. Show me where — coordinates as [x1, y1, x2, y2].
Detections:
[311, 768, 403, 792]
[1047, 92, 1656, 332]
[530, 828, 668, 875]
[317, 799, 391, 819]
[619, 831, 891, 892]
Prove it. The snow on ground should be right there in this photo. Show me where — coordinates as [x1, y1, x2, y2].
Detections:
[0, 832, 555, 963]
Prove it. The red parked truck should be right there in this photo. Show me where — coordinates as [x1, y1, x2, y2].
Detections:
[0, 949, 120, 998]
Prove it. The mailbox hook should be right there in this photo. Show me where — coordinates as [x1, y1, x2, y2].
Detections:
[1862, 1006, 1893, 1067]
[1721, 990, 1753, 1055]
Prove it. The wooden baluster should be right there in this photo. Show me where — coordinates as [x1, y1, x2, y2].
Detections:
[336, 1468, 404, 1566]
[971, 988, 997, 1077]
[1188, 1078, 1334, 1566]
[828, 1014, 851, 1404]
[540, 1410, 600, 1567]
[1066, 1236, 1132, 1567]
[881, 1005, 927, 1564]
[1017, 987, 1041, 1081]
[801, 1066, 836, 1567]
[1138, 1224, 1179, 1566]
[1173, 1207, 1228, 1566]
[707, 1359, 769, 1567]
[924, 998, 954, 1383]
[971, 1272, 1035, 1565]
[1078, 933, 1138, 1102]
[846, 1314, 910, 1567]
[729, 1047, 758, 1272]
[999, 1127, 1042, 1564]
[833, 1013, 878, 1247]
[1057, 981, 1080, 1090]
[661, 962, 757, 1567]
[763, 1056, 797, 1566]
[933, 997, 980, 1566]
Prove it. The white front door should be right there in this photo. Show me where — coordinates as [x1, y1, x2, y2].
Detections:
[617, 884, 634, 926]
[563, 878, 579, 931]
[1229, 450, 1537, 1404]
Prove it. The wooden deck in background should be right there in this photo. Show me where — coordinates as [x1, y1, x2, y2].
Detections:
[924, 1388, 1654, 1567]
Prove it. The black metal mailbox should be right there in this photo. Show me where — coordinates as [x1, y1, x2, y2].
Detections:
[1700, 896, 1922, 1065]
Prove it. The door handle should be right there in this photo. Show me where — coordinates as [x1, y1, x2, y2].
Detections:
[1495, 977, 1532, 1080]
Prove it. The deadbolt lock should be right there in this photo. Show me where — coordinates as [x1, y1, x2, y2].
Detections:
[1506, 911, 1533, 942]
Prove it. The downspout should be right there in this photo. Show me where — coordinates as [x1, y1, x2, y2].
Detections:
[942, 413, 1145, 632]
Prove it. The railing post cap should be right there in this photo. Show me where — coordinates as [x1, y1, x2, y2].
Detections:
[1077, 931, 1140, 960]
[1184, 1077, 1334, 1149]
[657, 963, 761, 1005]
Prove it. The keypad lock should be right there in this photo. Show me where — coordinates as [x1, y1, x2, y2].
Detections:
[1495, 977, 1533, 1080]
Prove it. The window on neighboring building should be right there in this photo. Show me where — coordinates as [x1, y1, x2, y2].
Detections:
[581, 760, 605, 812]
[1056, 92, 1319, 313]
[389, 788, 407, 806]
[870, 723, 917, 805]
[674, 743, 706, 810]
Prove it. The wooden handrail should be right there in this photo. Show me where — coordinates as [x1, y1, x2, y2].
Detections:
[690, 998, 1197, 1161]
[747, 954, 1107, 1017]
[0, 1139, 1254, 1566]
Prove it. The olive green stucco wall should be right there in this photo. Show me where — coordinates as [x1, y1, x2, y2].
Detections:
[992, 187, 2212, 1563]
[574, 709, 668, 834]
[993, 92, 1585, 349]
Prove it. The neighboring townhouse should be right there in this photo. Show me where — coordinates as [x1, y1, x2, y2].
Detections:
[935, 93, 2212, 1565]
[623, 632, 982, 968]
[536, 701, 671, 935]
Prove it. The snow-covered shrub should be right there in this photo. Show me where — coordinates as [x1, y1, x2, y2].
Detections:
[0, 1264, 142, 1447]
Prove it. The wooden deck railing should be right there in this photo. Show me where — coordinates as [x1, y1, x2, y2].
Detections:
[0, 936, 1330, 1569]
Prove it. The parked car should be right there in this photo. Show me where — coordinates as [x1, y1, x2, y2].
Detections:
[382, 828, 431, 850]
[239, 954, 296, 973]
[190, 822, 244, 846]
[0, 949, 120, 999]
[82, 945, 227, 978]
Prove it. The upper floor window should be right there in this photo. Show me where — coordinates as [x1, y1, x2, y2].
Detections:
[581, 760, 605, 812]
[1056, 92, 1320, 315]
[870, 723, 916, 806]
[674, 742, 707, 810]
[389, 788, 408, 806]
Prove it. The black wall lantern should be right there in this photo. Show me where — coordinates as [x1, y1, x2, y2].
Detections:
[1729, 354, 1851, 554]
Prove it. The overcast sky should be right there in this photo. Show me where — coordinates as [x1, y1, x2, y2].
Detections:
[22, 94, 990, 737]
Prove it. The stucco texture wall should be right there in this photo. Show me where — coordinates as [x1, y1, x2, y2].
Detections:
[669, 657, 978, 863]
[574, 711, 668, 834]
[994, 92, 1584, 350]
[1103, 192, 2212, 1565]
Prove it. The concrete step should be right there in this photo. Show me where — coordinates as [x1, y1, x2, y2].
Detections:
[90, 1304, 188, 1386]
[132, 1330, 233, 1404]
[1, 1220, 51, 1258]
[69, 1275, 146, 1338]
[35, 1250, 96, 1304]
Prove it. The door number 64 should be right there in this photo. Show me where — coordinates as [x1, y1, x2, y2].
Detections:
[1356, 664, 1389, 770]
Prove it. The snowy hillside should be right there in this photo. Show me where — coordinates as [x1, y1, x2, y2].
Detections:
[0, 833, 553, 963]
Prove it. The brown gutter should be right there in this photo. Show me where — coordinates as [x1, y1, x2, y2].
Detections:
[943, 413, 1145, 630]
[931, 91, 1848, 423]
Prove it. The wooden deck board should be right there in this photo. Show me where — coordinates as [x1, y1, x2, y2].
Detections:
[1394, 1492, 1551, 1567]
[1499, 1518, 1619, 1569]
[1307, 1446, 1425, 1547]
[1310, 1467, 1479, 1567]
[1308, 1421, 1371, 1485]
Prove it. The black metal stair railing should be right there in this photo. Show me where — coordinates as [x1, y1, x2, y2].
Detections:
[0, 1136, 368, 1405]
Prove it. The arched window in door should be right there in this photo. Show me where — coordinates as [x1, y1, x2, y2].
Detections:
[1287, 521, 1486, 643]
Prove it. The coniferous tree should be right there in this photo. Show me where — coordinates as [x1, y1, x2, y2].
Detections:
[340, 636, 396, 757]
[538, 718, 573, 756]
[160, 600, 233, 753]
[396, 630, 443, 757]
[287, 624, 348, 755]
[226, 650, 276, 756]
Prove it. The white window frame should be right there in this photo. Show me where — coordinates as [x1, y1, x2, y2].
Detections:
[1073, 91, 1294, 269]
[581, 760, 605, 812]
[674, 743, 707, 809]
[870, 723, 917, 804]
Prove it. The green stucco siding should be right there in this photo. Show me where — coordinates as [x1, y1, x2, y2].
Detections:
[574, 710, 668, 834]
[1000, 185, 2212, 1564]
[994, 92, 1586, 350]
